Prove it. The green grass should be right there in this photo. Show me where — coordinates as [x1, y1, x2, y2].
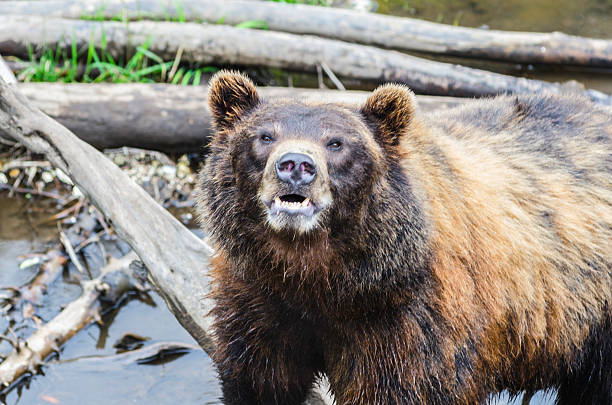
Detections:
[235, 20, 269, 29]
[17, 34, 217, 85]
[18, 0, 324, 85]
[80, 0, 188, 23]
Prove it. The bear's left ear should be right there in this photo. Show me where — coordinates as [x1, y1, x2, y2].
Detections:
[361, 84, 416, 150]
[208, 70, 260, 131]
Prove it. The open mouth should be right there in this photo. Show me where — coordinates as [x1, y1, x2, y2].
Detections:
[270, 194, 315, 217]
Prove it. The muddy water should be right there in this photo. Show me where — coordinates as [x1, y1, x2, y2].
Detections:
[0, 196, 221, 404]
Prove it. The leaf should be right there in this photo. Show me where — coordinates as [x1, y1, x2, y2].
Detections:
[19, 256, 43, 270]
[181, 70, 193, 86]
[192, 69, 202, 86]
[55, 169, 74, 185]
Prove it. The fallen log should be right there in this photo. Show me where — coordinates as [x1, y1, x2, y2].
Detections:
[0, 252, 138, 387]
[2, 0, 611, 68]
[0, 70, 332, 404]
[11, 83, 467, 154]
[1, 16, 610, 105]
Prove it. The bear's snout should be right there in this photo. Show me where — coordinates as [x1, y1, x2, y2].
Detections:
[257, 141, 332, 234]
[275, 152, 317, 187]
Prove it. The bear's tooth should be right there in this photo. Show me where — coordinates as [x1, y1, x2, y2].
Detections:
[275, 197, 281, 206]
[302, 198, 310, 207]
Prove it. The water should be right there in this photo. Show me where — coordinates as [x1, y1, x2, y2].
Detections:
[2, 292, 222, 405]
[375, 0, 612, 38]
[0, 196, 221, 404]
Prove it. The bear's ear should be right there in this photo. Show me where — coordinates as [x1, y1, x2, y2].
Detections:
[360, 84, 416, 150]
[208, 70, 260, 131]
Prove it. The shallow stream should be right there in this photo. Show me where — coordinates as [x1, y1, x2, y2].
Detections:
[0, 196, 221, 404]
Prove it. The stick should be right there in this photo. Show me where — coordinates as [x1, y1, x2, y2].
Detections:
[2, 0, 611, 68]
[1, 16, 610, 104]
[55, 341, 202, 366]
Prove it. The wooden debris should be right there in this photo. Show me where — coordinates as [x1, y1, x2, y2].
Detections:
[1, 17, 610, 104]
[2, 0, 612, 68]
[58, 341, 202, 366]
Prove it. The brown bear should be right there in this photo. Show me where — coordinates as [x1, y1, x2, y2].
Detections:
[196, 71, 611, 405]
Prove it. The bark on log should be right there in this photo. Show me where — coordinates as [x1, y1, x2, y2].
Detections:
[2, 0, 612, 68]
[1, 16, 610, 105]
[10, 83, 467, 154]
[0, 252, 137, 387]
[0, 75, 332, 404]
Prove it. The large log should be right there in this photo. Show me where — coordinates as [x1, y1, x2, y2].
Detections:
[0, 72, 332, 404]
[2, 0, 611, 68]
[1, 16, 610, 105]
[11, 83, 467, 154]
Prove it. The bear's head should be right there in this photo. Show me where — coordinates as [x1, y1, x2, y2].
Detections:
[199, 71, 416, 260]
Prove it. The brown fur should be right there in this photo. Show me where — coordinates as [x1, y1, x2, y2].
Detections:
[197, 71, 612, 405]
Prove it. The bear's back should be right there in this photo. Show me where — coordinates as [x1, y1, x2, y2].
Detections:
[430, 93, 611, 182]
[394, 94, 610, 399]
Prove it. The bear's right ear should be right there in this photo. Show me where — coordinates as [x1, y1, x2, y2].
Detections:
[208, 70, 260, 131]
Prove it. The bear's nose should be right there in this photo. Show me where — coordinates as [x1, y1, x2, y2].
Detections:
[275, 152, 316, 187]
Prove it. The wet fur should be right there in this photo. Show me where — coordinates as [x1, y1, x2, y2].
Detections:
[197, 72, 612, 405]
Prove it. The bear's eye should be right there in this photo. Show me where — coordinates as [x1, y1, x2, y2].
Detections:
[327, 140, 342, 151]
[259, 133, 274, 144]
